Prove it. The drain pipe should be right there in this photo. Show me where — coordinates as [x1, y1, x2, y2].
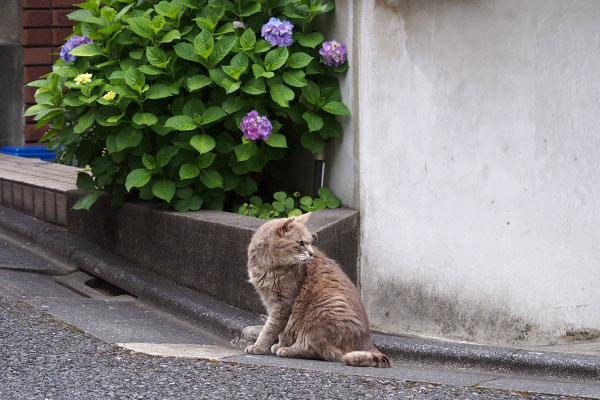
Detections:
[313, 148, 325, 197]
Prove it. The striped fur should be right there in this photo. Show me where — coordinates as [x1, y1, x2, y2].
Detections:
[245, 213, 392, 368]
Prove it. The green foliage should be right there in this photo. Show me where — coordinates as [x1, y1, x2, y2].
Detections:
[237, 187, 341, 219]
[26, 0, 349, 212]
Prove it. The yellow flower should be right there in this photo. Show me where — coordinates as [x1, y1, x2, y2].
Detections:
[103, 91, 116, 101]
[74, 73, 92, 85]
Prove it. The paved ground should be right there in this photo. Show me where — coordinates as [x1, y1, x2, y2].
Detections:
[0, 297, 584, 400]
[1, 230, 599, 399]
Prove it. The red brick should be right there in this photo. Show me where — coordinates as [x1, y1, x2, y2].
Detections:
[25, 66, 52, 83]
[23, 0, 51, 8]
[23, 10, 52, 27]
[24, 47, 53, 65]
[24, 29, 53, 46]
[53, 0, 84, 8]
[26, 123, 48, 143]
[53, 27, 73, 46]
[25, 86, 37, 104]
[52, 9, 77, 27]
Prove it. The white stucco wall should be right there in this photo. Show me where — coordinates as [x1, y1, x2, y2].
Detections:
[352, 0, 600, 344]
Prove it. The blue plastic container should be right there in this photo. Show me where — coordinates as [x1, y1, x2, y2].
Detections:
[0, 146, 56, 161]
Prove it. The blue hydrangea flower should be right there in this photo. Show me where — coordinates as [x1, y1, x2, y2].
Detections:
[261, 17, 294, 47]
[60, 35, 93, 64]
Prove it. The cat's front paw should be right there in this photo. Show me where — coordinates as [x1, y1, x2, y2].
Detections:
[270, 343, 281, 354]
[275, 346, 292, 358]
[245, 343, 269, 355]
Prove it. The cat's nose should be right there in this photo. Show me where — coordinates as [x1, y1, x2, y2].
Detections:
[306, 246, 314, 257]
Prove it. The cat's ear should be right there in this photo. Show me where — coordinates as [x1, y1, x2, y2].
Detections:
[295, 212, 311, 224]
[278, 218, 294, 236]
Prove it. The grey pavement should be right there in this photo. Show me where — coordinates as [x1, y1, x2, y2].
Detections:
[1, 204, 600, 398]
[0, 296, 587, 399]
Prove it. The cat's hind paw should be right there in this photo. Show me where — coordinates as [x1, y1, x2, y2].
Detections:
[245, 344, 269, 355]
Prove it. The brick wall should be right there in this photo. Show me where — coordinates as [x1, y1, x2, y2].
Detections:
[23, 0, 78, 143]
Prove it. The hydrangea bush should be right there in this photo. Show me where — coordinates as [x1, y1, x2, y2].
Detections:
[25, 0, 349, 213]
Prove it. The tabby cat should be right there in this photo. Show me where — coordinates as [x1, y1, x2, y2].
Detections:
[245, 212, 391, 367]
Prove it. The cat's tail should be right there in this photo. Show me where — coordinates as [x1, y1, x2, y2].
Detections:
[342, 347, 392, 368]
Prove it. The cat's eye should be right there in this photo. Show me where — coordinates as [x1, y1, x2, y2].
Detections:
[298, 240, 305, 246]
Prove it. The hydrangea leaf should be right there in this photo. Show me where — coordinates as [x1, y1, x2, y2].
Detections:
[129, 16, 155, 41]
[174, 42, 204, 63]
[142, 153, 156, 170]
[69, 43, 104, 57]
[152, 179, 176, 202]
[179, 163, 200, 180]
[240, 3, 261, 17]
[138, 65, 164, 76]
[282, 70, 307, 87]
[190, 134, 216, 154]
[288, 52, 313, 69]
[146, 47, 170, 68]
[264, 47, 289, 71]
[241, 78, 266, 95]
[234, 143, 257, 162]
[125, 169, 152, 192]
[236, 176, 258, 196]
[145, 84, 173, 99]
[76, 172, 95, 191]
[301, 81, 320, 105]
[194, 30, 214, 58]
[132, 112, 158, 126]
[240, 28, 256, 50]
[72, 191, 102, 211]
[207, 35, 237, 67]
[321, 101, 350, 115]
[265, 133, 287, 148]
[253, 39, 272, 53]
[200, 106, 227, 125]
[269, 83, 294, 107]
[200, 170, 223, 189]
[197, 152, 216, 168]
[159, 29, 181, 43]
[186, 75, 212, 91]
[301, 130, 324, 153]
[156, 146, 178, 167]
[296, 32, 324, 48]
[302, 111, 323, 132]
[124, 67, 145, 91]
[164, 115, 197, 131]
[116, 127, 143, 151]
[320, 117, 342, 139]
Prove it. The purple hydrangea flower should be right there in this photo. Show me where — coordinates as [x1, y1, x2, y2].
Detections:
[261, 17, 294, 47]
[60, 35, 93, 64]
[241, 110, 272, 141]
[319, 39, 347, 67]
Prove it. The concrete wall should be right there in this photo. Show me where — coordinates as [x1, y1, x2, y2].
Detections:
[0, 0, 23, 148]
[345, 0, 600, 345]
[323, 0, 358, 209]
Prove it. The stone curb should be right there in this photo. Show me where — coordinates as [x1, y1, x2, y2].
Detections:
[0, 204, 598, 381]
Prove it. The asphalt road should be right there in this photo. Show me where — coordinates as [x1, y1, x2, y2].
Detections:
[1, 297, 579, 400]
[0, 229, 597, 399]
